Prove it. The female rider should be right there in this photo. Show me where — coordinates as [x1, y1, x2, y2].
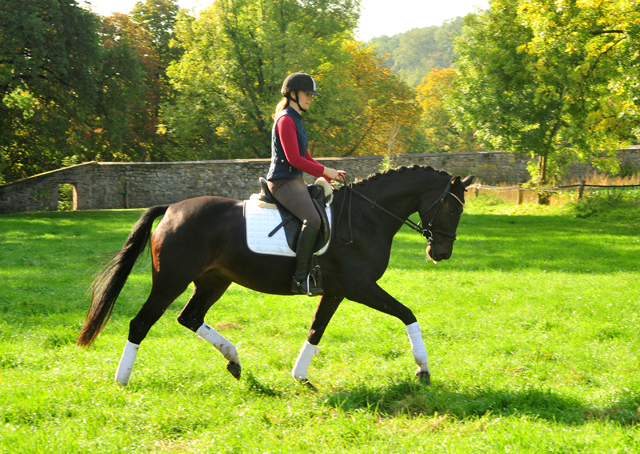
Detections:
[266, 72, 346, 296]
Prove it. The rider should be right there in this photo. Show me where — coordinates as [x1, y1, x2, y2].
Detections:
[266, 72, 346, 296]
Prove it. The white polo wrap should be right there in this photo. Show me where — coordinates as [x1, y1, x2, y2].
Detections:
[115, 340, 139, 385]
[406, 322, 429, 370]
[292, 340, 319, 381]
[196, 323, 240, 364]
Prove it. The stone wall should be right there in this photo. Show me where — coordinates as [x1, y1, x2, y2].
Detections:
[1, 149, 638, 214]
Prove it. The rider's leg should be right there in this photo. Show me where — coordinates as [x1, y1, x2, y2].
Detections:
[267, 178, 323, 296]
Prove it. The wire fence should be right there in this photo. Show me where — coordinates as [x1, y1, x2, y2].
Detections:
[468, 182, 640, 205]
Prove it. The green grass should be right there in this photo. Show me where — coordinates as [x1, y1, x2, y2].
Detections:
[0, 196, 639, 453]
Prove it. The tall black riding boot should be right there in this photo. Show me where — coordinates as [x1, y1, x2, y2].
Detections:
[291, 221, 323, 296]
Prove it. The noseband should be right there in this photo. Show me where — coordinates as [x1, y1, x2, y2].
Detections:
[338, 179, 464, 246]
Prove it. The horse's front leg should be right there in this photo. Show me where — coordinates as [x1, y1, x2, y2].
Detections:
[292, 294, 343, 385]
[346, 282, 431, 384]
[176, 274, 241, 380]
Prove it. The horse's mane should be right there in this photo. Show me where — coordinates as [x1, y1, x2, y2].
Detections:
[341, 165, 450, 190]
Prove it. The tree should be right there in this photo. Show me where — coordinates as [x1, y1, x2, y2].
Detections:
[0, 0, 171, 183]
[163, 0, 361, 160]
[453, 0, 640, 202]
[0, 0, 101, 183]
[89, 13, 166, 162]
[416, 67, 478, 152]
[163, 0, 420, 160]
[131, 0, 182, 73]
[307, 42, 420, 158]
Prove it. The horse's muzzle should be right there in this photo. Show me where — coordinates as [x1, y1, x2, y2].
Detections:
[426, 245, 452, 262]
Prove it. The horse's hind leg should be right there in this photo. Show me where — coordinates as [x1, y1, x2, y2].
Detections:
[176, 273, 241, 379]
[292, 294, 343, 384]
[115, 283, 189, 385]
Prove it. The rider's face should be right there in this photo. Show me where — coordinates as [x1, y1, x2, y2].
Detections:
[296, 91, 313, 111]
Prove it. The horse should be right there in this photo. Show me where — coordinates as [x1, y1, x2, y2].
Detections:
[77, 165, 474, 387]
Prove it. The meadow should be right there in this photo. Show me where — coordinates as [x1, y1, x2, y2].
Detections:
[0, 190, 639, 453]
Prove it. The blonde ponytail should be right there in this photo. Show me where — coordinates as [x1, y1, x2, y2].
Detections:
[273, 97, 289, 119]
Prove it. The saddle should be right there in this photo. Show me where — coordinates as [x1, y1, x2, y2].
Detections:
[247, 177, 333, 255]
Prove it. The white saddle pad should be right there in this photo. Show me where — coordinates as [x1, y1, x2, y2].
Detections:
[244, 198, 331, 257]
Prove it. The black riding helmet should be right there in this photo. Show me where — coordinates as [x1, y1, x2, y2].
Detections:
[281, 72, 321, 112]
[281, 72, 321, 97]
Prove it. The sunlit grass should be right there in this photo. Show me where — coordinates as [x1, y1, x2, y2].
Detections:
[1, 203, 639, 453]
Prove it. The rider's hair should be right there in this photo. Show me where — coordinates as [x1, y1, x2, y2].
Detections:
[273, 95, 289, 119]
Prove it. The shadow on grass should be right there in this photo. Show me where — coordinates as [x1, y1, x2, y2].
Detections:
[323, 379, 640, 426]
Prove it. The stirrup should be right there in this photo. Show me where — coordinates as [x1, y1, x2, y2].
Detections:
[292, 274, 323, 296]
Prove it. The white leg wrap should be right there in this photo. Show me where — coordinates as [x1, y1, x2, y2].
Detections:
[196, 323, 240, 364]
[292, 340, 319, 381]
[115, 340, 139, 385]
[406, 322, 429, 371]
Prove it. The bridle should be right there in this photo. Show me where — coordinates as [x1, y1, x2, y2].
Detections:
[337, 178, 465, 246]
[419, 179, 465, 245]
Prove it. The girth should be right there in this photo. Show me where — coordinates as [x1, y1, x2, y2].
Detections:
[256, 177, 332, 253]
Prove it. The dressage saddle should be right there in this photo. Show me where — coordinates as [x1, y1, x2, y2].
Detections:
[256, 177, 332, 253]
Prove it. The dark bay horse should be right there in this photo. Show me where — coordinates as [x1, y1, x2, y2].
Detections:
[77, 165, 474, 386]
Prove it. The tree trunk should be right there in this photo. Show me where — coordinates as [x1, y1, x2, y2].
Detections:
[537, 155, 551, 205]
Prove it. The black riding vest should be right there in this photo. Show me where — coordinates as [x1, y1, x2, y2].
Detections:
[266, 106, 308, 180]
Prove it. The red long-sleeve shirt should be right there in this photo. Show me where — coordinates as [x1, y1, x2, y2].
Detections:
[276, 115, 325, 179]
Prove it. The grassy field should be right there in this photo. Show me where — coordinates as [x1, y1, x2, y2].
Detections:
[0, 192, 639, 453]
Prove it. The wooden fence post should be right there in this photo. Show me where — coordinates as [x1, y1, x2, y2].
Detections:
[578, 181, 586, 200]
[517, 186, 524, 205]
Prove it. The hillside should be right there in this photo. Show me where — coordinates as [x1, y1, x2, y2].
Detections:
[369, 16, 464, 86]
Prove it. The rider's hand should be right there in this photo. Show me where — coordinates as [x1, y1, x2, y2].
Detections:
[323, 168, 346, 183]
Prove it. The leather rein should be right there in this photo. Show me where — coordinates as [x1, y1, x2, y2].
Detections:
[336, 178, 464, 246]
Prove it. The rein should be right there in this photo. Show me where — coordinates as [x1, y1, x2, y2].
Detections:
[336, 177, 464, 246]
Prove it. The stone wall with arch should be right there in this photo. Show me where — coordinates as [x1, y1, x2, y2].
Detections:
[1, 149, 638, 214]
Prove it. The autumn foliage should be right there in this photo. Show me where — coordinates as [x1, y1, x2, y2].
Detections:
[416, 67, 477, 153]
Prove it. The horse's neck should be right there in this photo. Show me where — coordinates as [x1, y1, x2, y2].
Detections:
[358, 171, 442, 219]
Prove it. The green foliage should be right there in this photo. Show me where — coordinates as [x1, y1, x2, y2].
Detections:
[371, 17, 465, 86]
[0, 0, 177, 183]
[453, 0, 640, 188]
[0, 0, 101, 182]
[131, 0, 183, 71]
[570, 187, 640, 219]
[91, 13, 168, 161]
[1, 204, 639, 451]
[163, 0, 354, 159]
[163, 0, 419, 160]
[57, 184, 74, 212]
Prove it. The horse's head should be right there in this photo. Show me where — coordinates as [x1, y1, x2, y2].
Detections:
[421, 175, 475, 262]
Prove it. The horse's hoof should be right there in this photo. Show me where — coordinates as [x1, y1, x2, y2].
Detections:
[416, 369, 431, 385]
[226, 361, 241, 380]
[297, 379, 318, 391]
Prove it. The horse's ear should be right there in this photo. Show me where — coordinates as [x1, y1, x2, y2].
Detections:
[461, 175, 475, 188]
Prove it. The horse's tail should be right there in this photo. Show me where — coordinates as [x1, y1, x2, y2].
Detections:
[77, 205, 169, 348]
